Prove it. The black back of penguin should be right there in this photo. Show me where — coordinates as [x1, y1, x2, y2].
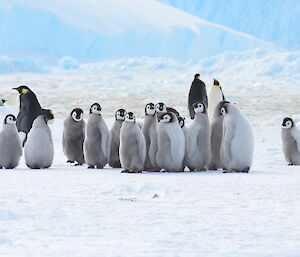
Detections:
[188, 74, 208, 119]
[13, 86, 42, 134]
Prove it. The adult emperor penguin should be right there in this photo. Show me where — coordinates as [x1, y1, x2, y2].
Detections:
[119, 112, 146, 173]
[63, 108, 85, 165]
[0, 115, 22, 169]
[220, 102, 254, 172]
[188, 74, 208, 119]
[84, 103, 109, 169]
[25, 115, 54, 169]
[107, 109, 126, 168]
[185, 102, 211, 171]
[142, 103, 159, 171]
[207, 79, 225, 121]
[156, 112, 185, 171]
[208, 101, 227, 170]
[12, 86, 42, 143]
[281, 117, 300, 165]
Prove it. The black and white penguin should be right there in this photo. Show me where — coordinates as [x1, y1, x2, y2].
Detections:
[119, 112, 146, 173]
[207, 79, 225, 121]
[220, 102, 254, 172]
[24, 115, 54, 169]
[142, 103, 159, 171]
[156, 112, 185, 171]
[0, 115, 22, 169]
[84, 103, 109, 169]
[155, 102, 180, 122]
[107, 109, 127, 168]
[281, 117, 300, 165]
[188, 74, 208, 119]
[63, 108, 85, 166]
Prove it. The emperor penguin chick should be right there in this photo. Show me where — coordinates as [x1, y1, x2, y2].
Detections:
[281, 117, 300, 165]
[156, 112, 185, 171]
[120, 112, 146, 173]
[25, 115, 54, 169]
[186, 102, 211, 171]
[63, 108, 85, 165]
[208, 101, 227, 170]
[220, 102, 254, 172]
[142, 103, 159, 171]
[107, 109, 126, 168]
[84, 103, 109, 169]
[0, 115, 22, 169]
[207, 79, 225, 121]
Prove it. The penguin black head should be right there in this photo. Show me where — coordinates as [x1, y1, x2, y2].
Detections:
[282, 117, 294, 129]
[1, 99, 6, 104]
[178, 116, 185, 128]
[4, 114, 16, 125]
[213, 79, 220, 86]
[160, 112, 176, 123]
[220, 101, 231, 116]
[115, 109, 126, 121]
[145, 103, 155, 115]
[156, 102, 167, 113]
[12, 85, 31, 95]
[125, 112, 136, 123]
[90, 103, 102, 115]
[42, 109, 54, 121]
[194, 74, 200, 79]
[71, 108, 83, 122]
[193, 101, 207, 114]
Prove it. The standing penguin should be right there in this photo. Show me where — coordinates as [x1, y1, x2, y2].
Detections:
[120, 112, 146, 173]
[142, 103, 159, 171]
[107, 109, 127, 168]
[178, 116, 187, 170]
[0, 115, 22, 169]
[63, 108, 85, 166]
[84, 103, 109, 169]
[281, 117, 300, 165]
[185, 102, 211, 171]
[208, 101, 227, 170]
[156, 102, 180, 121]
[156, 112, 185, 171]
[220, 102, 254, 172]
[24, 115, 54, 169]
[207, 79, 225, 121]
[188, 74, 208, 119]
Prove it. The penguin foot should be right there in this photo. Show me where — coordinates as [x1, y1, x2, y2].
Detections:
[74, 163, 83, 166]
[96, 166, 104, 169]
[67, 160, 75, 163]
[127, 170, 142, 173]
[288, 163, 294, 166]
[88, 165, 95, 169]
[121, 169, 130, 173]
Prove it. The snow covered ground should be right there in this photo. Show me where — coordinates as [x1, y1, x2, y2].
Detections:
[0, 48, 300, 256]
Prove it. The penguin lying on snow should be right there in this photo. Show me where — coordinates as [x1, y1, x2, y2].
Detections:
[24, 114, 54, 169]
[142, 103, 159, 171]
[281, 117, 300, 165]
[185, 101, 211, 171]
[156, 112, 185, 171]
[120, 112, 146, 173]
[0, 115, 22, 169]
[188, 74, 208, 119]
[84, 103, 109, 169]
[63, 108, 85, 166]
[107, 109, 127, 168]
[220, 102, 254, 172]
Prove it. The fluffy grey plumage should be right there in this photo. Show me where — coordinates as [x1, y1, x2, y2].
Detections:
[119, 112, 146, 173]
[185, 102, 211, 171]
[24, 115, 54, 169]
[142, 103, 159, 171]
[156, 112, 185, 171]
[63, 108, 85, 165]
[84, 106, 109, 169]
[208, 101, 226, 170]
[0, 115, 22, 169]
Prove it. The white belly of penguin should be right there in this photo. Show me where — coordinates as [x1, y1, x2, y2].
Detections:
[208, 86, 223, 120]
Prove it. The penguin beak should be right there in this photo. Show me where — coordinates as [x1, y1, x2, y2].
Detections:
[12, 87, 18, 91]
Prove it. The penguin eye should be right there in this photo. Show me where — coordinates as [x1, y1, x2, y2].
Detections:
[221, 107, 226, 115]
